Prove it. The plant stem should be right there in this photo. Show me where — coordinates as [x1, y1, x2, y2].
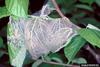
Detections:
[34, 59, 79, 67]
[43, 60, 71, 66]
[51, 0, 80, 30]
[51, 0, 65, 18]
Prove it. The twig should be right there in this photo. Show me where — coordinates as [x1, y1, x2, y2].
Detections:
[43, 60, 71, 66]
[85, 45, 100, 64]
[51, 0, 80, 30]
[51, 0, 65, 18]
[34, 59, 79, 67]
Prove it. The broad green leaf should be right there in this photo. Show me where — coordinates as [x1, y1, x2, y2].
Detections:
[76, 4, 93, 11]
[51, 57, 63, 63]
[49, 53, 63, 63]
[8, 43, 26, 67]
[80, 0, 95, 5]
[64, 35, 86, 63]
[5, 0, 29, 18]
[0, 37, 3, 48]
[79, 28, 100, 48]
[95, 0, 100, 6]
[32, 60, 43, 67]
[87, 24, 100, 31]
[7, 23, 13, 36]
[72, 58, 87, 64]
[8, 43, 20, 63]
[0, 7, 10, 19]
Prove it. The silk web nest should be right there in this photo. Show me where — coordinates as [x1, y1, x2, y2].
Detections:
[7, 4, 78, 59]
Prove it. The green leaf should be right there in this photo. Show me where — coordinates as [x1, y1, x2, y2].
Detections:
[87, 24, 100, 31]
[0, 37, 3, 48]
[78, 28, 100, 48]
[0, 7, 10, 19]
[64, 35, 86, 63]
[5, 0, 29, 18]
[49, 53, 63, 63]
[95, 0, 100, 6]
[80, 0, 95, 5]
[32, 60, 43, 67]
[72, 58, 87, 64]
[76, 4, 93, 11]
[8, 43, 26, 67]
